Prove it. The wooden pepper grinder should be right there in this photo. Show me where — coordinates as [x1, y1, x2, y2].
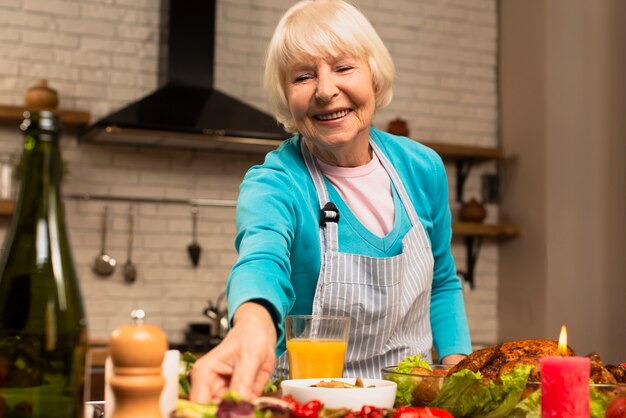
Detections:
[109, 309, 168, 418]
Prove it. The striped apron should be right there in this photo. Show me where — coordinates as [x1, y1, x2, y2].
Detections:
[275, 139, 434, 378]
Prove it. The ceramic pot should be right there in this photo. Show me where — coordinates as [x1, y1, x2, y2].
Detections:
[25, 79, 59, 110]
[459, 198, 487, 223]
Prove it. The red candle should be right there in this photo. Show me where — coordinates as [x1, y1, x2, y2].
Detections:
[541, 355, 590, 417]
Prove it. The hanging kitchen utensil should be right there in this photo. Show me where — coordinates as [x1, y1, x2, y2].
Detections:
[92, 205, 116, 277]
[187, 206, 201, 267]
[202, 291, 226, 339]
[123, 205, 137, 283]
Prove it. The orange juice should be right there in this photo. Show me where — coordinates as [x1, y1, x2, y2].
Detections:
[286, 338, 347, 378]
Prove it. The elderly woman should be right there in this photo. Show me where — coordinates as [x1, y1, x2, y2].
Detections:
[191, 0, 471, 402]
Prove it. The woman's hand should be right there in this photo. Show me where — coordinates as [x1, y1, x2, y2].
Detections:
[189, 302, 277, 403]
[440, 354, 467, 365]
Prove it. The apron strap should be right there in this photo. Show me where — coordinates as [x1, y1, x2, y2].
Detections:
[301, 141, 340, 253]
[369, 139, 421, 227]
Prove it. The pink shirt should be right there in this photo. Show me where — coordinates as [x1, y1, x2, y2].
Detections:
[317, 153, 394, 237]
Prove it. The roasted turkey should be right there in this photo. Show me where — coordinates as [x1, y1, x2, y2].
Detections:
[448, 339, 620, 384]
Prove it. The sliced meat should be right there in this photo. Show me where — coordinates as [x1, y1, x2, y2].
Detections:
[449, 340, 619, 386]
[587, 352, 618, 385]
[498, 339, 574, 360]
[448, 344, 501, 375]
[606, 364, 626, 383]
[450, 339, 575, 381]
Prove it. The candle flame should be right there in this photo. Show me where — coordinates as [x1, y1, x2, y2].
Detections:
[557, 325, 568, 355]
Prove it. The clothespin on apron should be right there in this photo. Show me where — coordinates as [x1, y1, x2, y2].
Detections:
[320, 202, 340, 226]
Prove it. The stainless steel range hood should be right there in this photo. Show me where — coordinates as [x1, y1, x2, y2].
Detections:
[79, 0, 289, 153]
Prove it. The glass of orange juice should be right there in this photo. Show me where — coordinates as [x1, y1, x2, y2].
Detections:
[285, 315, 350, 379]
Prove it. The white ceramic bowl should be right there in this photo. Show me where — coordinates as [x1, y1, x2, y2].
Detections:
[280, 378, 397, 410]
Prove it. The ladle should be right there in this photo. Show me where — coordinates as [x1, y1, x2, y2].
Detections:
[92, 206, 116, 277]
[187, 206, 202, 267]
[123, 206, 137, 283]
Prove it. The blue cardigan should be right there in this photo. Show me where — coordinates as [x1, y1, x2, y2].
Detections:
[226, 128, 471, 361]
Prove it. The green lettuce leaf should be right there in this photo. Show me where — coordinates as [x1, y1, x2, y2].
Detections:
[508, 389, 541, 418]
[388, 355, 433, 406]
[428, 369, 485, 416]
[222, 391, 243, 402]
[396, 355, 432, 373]
[589, 386, 611, 418]
[179, 351, 198, 396]
[430, 365, 533, 417]
[262, 378, 283, 395]
[473, 366, 534, 418]
[173, 399, 218, 418]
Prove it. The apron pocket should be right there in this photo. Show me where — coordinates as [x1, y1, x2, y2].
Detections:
[323, 252, 403, 286]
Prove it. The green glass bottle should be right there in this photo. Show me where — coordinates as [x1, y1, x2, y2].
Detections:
[0, 111, 87, 417]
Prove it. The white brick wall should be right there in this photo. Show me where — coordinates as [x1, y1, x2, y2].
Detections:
[0, 0, 499, 347]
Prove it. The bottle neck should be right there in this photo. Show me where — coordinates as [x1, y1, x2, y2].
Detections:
[14, 132, 64, 222]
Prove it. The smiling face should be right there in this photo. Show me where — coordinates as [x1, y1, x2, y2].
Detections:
[285, 54, 376, 166]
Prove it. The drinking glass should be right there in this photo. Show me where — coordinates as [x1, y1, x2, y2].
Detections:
[285, 315, 350, 379]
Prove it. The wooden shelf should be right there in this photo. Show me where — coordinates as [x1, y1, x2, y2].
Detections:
[452, 222, 520, 290]
[452, 222, 520, 238]
[414, 140, 519, 289]
[0, 105, 90, 127]
[419, 140, 505, 204]
[420, 141, 504, 161]
[0, 199, 15, 216]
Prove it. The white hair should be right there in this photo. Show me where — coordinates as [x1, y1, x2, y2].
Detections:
[264, 0, 395, 134]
